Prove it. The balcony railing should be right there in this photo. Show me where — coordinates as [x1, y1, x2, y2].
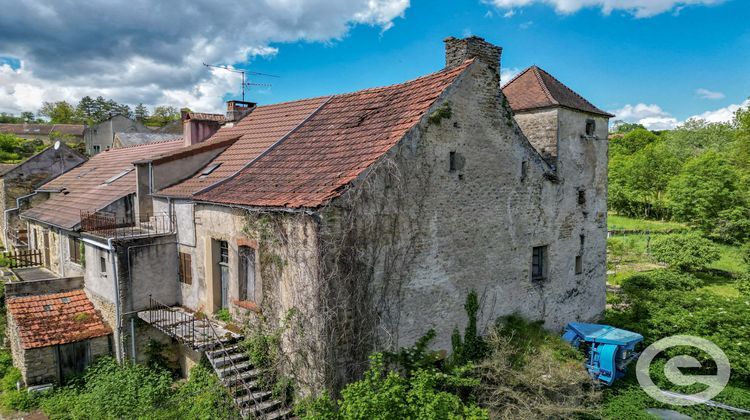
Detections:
[80, 211, 174, 239]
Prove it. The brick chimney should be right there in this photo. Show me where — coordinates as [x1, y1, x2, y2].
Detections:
[182, 111, 223, 147]
[225, 100, 256, 124]
[444, 36, 502, 78]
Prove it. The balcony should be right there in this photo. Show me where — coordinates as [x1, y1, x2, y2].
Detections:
[80, 210, 174, 240]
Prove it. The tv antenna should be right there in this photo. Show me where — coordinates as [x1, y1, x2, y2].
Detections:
[202, 62, 278, 101]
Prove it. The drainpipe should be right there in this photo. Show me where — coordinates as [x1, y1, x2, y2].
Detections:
[4, 191, 39, 248]
[58, 228, 66, 278]
[108, 237, 123, 363]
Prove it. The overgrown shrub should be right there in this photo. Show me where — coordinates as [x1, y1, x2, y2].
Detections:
[650, 233, 720, 271]
[620, 270, 703, 297]
[296, 353, 486, 420]
[215, 308, 232, 323]
[742, 242, 750, 267]
[474, 316, 601, 419]
[450, 291, 488, 367]
[738, 273, 750, 296]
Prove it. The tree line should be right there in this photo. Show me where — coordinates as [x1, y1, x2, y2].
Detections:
[0, 96, 183, 127]
[609, 105, 750, 244]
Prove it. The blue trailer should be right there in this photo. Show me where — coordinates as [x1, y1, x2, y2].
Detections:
[562, 322, 643, 385]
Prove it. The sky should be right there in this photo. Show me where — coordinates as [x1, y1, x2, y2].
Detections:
[0, 0, 748, 130]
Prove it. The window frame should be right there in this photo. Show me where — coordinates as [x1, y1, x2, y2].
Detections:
[178, 252, 193, 285]
[68, 236, 82, 265]
[531, 245, 548, 281]
[585, 119, 596, 136]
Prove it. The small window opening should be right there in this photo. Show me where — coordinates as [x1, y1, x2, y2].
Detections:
[199, 162, 222, 178]
[449, 151, 457, 172]
[100, 256, 107, 274]
[577, 189, 586, 205]
[585, 119, 596, 136]
[580, 234, 585, 250]
[531, 245, 548, 281]
[103, 168, 133, 184]
[521, 161, 528, 181]
[575, 255, 583, 274]
[179, 252, 193, 285]
[219, 241, 229, 265]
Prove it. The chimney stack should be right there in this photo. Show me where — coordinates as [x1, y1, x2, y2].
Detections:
[182, 110, 223, 147]
[444, 36, 502, 78]
[225, 100, 256, 124]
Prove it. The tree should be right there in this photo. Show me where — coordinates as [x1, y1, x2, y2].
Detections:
[20, 111, 36, 123]
[611, 121, 646, 134]
[609, 128, 659, 156]
[147, 106, 180, 127]
[38, 101, 79, 124]
[134, 103, 149, 121]
[666, 151, 743, 232]
[650, 233, 720, 272]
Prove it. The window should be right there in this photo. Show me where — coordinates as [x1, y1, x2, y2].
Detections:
[577, 189, 586, 205]
[239, 247, 257, 302]
[103, 168, 134, 184]
[219, 241, 229, 264]
[92, 145, 101, 153]
[580, 234, 585, 250]
[585, 119, 596, 136]
[575, 255, 583, 274]
[449, 151, 457, 172]
[521, 161, 528, 181]
[199, 163, 222, 178]
[99, 256, 107, 274]
[69, 237, 82, 264]
[178, 252, 192, 285]
[531, 246, 548, 281]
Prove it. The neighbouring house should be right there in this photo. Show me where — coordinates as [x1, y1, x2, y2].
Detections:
[0, 144, 87, 249]
[112, 132, 182, 149]
[6, 288, 112, 385]
[0, 123, 85, 143]
[83, 115, 151, 155]
[9, 36, 611, 415]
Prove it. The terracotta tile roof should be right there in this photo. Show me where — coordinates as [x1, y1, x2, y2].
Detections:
[7, 290, 111, 350]
[502, 66, 613, 117]
[194, 61, 473, 208]
[21, 140, 182, 229]
[157, 97, 330, 198]
[0, 123, 85, 136]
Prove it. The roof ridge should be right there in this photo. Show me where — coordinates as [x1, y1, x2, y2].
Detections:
[531, 66, 558, 106]
[103, 138, 182, 151]
[503, 65, 534, 87]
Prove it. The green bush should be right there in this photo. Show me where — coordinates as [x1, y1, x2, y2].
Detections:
[450, 291, 488, 367]
[215, 308, 232, 323]
[297, 353, 486, 420]
[620, 270, 702, 296]
[650, 233, 720, 271]
[742, 242, 750, 267]
[738, 273, 750, 296]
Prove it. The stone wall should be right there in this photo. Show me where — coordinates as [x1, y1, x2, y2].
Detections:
[513, 108, 559, 162]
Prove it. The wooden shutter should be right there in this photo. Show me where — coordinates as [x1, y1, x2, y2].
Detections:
[179, 252, 192, 285]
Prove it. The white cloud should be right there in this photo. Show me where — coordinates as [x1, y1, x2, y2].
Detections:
[519, 20, 534, 29]
[0, 0, 410, 114]
[503, 9, 516, 17]
[500, 67, 521, 85]
[610, 98, 750, 130]
[687, 98, 750, 123]
[609, 103, 679, 130]
[695, 88, 725, 100]
[482, 0, 724, 18]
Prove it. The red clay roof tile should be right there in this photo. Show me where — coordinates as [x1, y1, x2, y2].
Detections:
[7, 289, 111, 350]
[502, 65, 613, 117]
[21, 140, 182, 229]
[162, 61, 474, 208]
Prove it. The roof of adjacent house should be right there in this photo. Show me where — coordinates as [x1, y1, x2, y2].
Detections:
[184, 112, 226, 123]
[502, 66, 613, 117]
[21, 140, 182, 229]
[158, 60, 474, 208]
[6, 289, 111, 350]
[0, 123, 85, 136]
[0, 163, 18, 176]
[114, 132, 182, 147]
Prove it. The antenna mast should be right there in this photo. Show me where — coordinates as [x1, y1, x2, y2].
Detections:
[202, 63, 278, 101]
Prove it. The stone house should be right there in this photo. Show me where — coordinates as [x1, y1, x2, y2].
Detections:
[0, 143, 86, 249]
[109, 36, 609, 395]
[6, 288, 111, 385]
[83, 115, 151, 155]
[9, 36, 611, 407]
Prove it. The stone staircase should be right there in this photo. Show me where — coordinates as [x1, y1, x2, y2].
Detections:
[206, 344, 292, 419]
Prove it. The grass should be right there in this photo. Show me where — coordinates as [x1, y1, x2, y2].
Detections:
[607, 213, 687, 232]
[710, 243, 749, 274]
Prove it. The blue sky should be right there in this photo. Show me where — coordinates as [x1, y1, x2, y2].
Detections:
[0, 0, 747, 129]
[243, 0, 749, 128]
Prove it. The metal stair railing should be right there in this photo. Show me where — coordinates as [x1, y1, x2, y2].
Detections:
[204, 316, 267, 418]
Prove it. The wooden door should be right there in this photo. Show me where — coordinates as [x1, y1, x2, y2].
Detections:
[57, 341, 90, 383]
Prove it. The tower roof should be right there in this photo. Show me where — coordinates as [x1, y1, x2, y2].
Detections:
[503, 65, 613, 117]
